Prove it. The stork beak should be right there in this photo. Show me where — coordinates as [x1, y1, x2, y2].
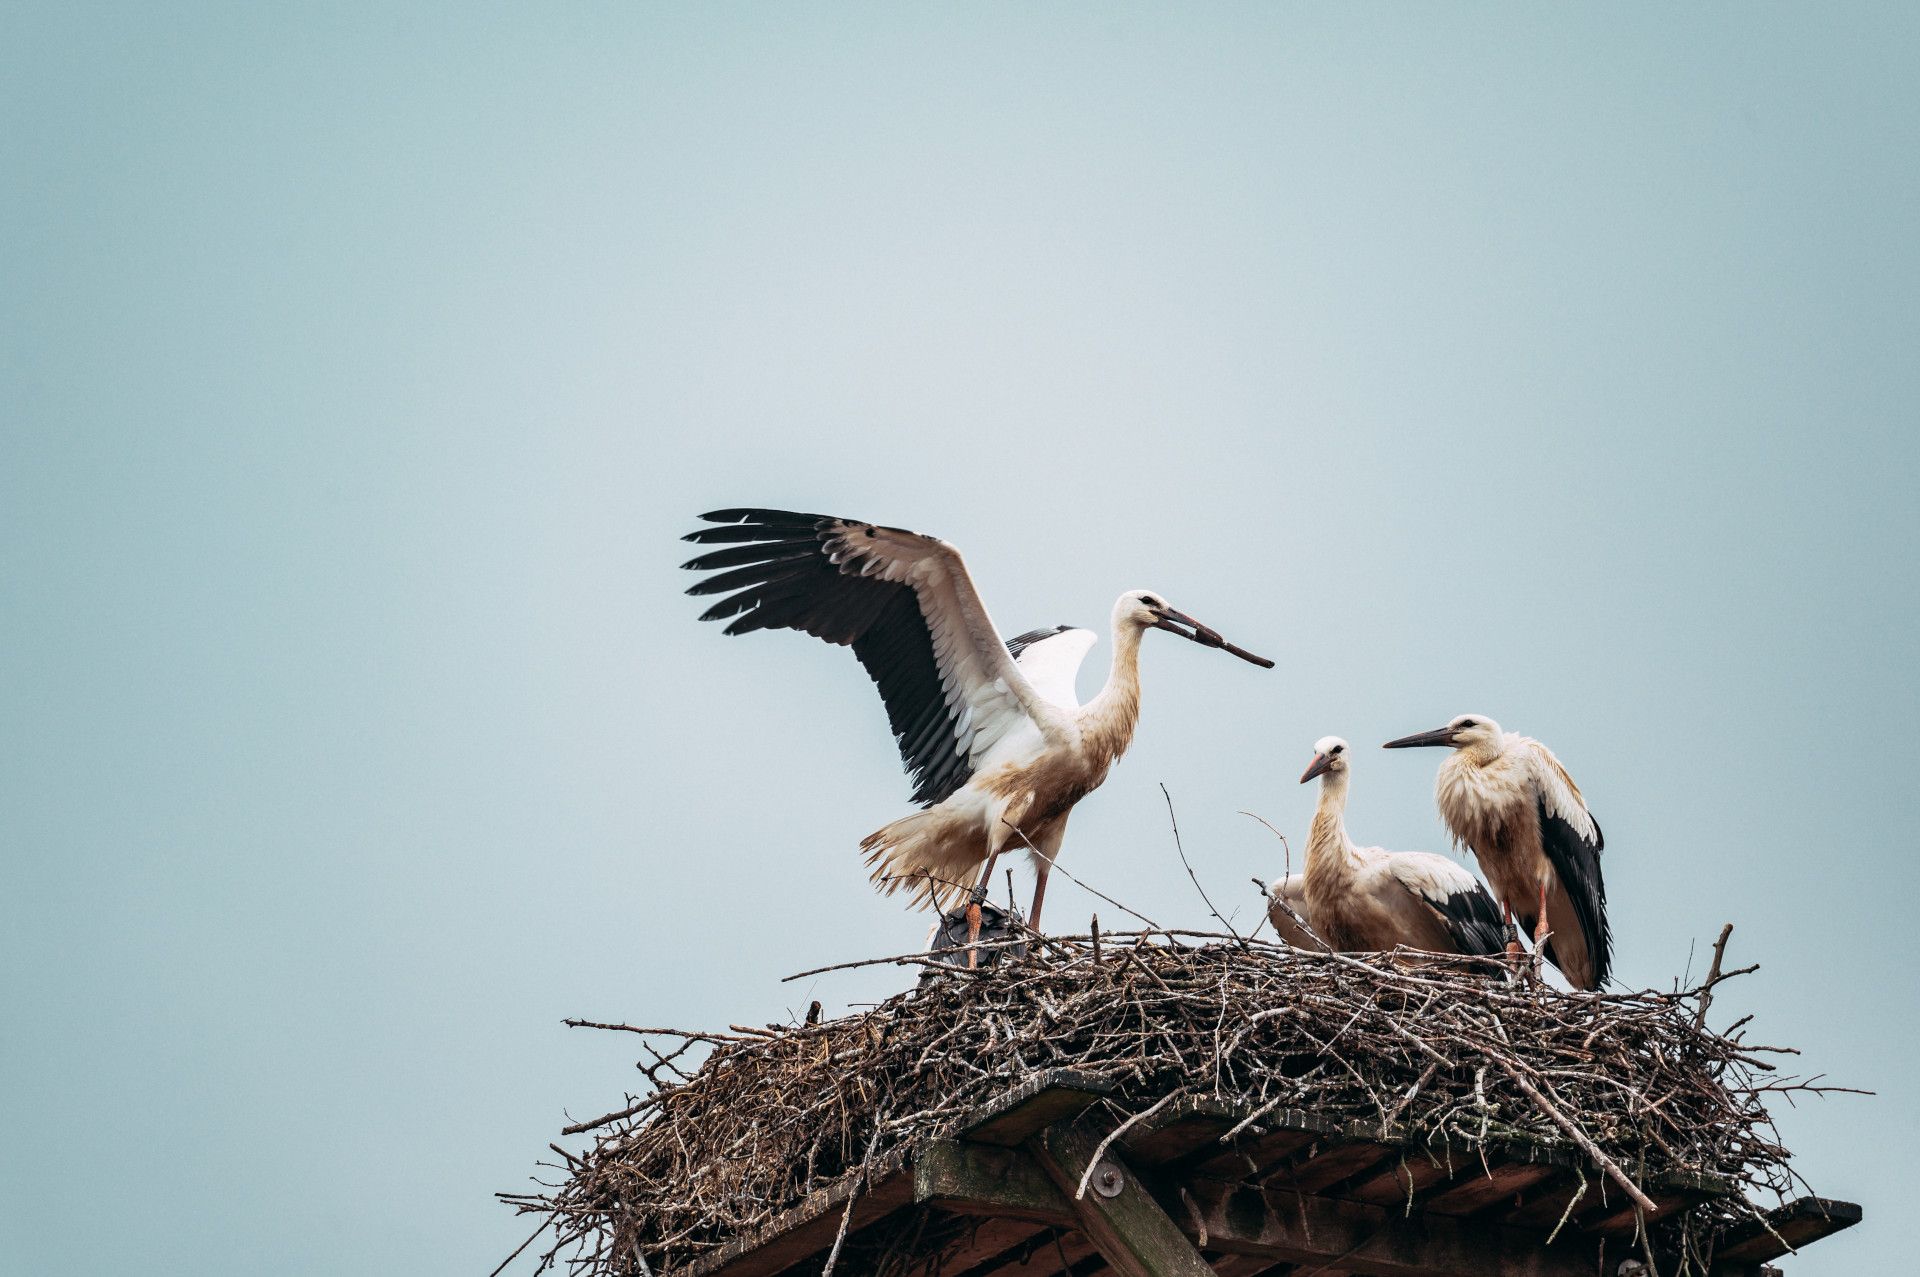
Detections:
[1300, 753, 1333, 783]
[1150, 609, 1276, 668]
[1382, 726, 1459, 749]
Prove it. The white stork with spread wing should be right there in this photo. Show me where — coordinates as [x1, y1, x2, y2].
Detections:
[1383, 715, 1613, 989]
[1294, 737, 1509, 960]
[681, 508, 1273, 931]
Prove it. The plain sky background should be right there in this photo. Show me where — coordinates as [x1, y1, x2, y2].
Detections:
[5, 4, 1915, 1274]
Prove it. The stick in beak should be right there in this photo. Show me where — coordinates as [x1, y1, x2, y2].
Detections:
[1381, 726, 1459, 749]
[1299, 752, 1332, 783]
[1151, 609, 1276, 669]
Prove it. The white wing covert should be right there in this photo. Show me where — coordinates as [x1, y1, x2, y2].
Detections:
[1006, 626, 1097, 709]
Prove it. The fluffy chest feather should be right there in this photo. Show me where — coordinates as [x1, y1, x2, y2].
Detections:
[1436, 753, 1545, 908]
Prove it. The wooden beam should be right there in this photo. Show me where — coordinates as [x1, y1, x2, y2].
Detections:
[1713, 1197, 1862, 1265]
[1420, 1140, 1581, 1218]
[960, 1070, 1117, 1148]
[681, 1147, 912, 1277]
[1031, 1115, 1218, 1277]
[1581, 1167, 1730, 1236]
[1176, 1178, 1604, 1277]
[908, 1217, 1050, 1276]
[916, 1139, 1073, 1224]
[1120, 1096, 1246, 1167]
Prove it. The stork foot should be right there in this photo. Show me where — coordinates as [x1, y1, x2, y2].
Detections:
[922, 898, 1029, 983]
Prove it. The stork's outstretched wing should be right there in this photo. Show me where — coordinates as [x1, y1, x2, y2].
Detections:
[1526, 740, 1612, 988]
[682, 509, 1067, 806]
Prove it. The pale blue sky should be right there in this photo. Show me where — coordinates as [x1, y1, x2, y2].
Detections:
[4, 5, 1914, 1274]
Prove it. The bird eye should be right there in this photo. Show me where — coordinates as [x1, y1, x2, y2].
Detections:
[1141, 596, 1161, 608]
[1458, 719, 1476, 728]
[1330, 744, 1344, 754]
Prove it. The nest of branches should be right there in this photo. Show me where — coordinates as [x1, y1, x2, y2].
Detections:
[503, 929, 1829, 1276]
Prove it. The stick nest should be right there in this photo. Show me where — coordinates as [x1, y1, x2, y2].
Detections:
[503, 932, 1822, 1276]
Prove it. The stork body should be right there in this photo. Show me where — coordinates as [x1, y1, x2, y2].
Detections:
[681, 508, 1271, 931]
[1265, 873, 1315, 949]
[1384, 715, 1612, 989]
[1295, 738, 1507, 958]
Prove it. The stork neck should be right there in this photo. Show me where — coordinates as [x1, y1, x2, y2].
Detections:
[1081, 619, 1145, 755]
[1460, 736, 1508, 768]
[1307, 773, 1360, 870]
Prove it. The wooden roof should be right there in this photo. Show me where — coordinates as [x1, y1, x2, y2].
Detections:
[681, 1070, 1858, 1277]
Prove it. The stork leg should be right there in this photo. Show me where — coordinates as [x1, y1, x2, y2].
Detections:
[964, 844, 1007, 970]
[1502, 900, 1524, 963]
[1530, 879, 1552, 981]
[1028, 861, 1052, 934]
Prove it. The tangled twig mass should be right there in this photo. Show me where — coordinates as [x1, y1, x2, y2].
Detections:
[501, 931, 1835, 1276]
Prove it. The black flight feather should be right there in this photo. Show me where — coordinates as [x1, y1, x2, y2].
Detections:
[1536, 800, 1612, 989]
[682, 508, 984, 807]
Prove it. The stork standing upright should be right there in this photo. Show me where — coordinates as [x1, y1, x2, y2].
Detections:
[680, 508, 1273, 931]
[1383, 715, 1612, 989]
[1292, 737, 1508, 958]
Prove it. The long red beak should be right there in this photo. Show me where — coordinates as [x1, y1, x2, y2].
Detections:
[1300, 752, 1333, 783]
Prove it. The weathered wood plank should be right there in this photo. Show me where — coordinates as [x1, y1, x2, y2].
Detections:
[1421, 1141, 1578, 1218]
[1177, 1178, 1604, 1277]
[680, 1147, 912, 1277]
[1580, 1167, 1729, 1236]
[1713, 1196, 1862, 1265]
[961, 1070, 1117, 1148]
[1203, 1253, 1286, 1276]
[916, 1139, 1074, 1224]
[1269, 1137, 1398, 1195]
[1121, 1097, 1246, 1167]
[1342, 1148, 1464, 1208]
[1183, 1108, 1345, 1180]
[915, 1216, 1050, 1276]
[1033, 1115, 1218, 1277]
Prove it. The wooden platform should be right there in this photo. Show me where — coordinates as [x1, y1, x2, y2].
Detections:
[680, 1070, 1859, 1277]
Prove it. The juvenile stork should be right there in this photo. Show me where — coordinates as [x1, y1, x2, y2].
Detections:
[1383, 715, 1612, 989]
[1264, 872, 1315, 949]
[1294, 737, 1507, 959]
[681, 508, 1273, 931]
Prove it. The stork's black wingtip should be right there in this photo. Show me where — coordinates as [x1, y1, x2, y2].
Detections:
[697, 508, 751, 523]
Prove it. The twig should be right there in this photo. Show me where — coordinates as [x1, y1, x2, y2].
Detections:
[1694, 923, 1734, 1030]
[1003, 821, 1162, 930]
[1494, 1060, 1657, 1213]
[1162, 784, 1242, 943]
[819, 1108, 886, 1276]
[1074, 1091, 1185, 1199]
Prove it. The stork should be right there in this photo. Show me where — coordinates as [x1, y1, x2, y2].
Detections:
[1293, 737, 1508, 959]
[1264, 872, 1316, 949]
[1382, 715, 1612, 989]
[680, 508, 1273, 932]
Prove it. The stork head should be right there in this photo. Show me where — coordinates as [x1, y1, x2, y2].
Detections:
[1300, 736, 1350, 784]
[1117, 590, 1274, 668]
[1382, 713, 1503, 755]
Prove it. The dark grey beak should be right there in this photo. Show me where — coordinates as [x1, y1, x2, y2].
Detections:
[1151, 609, 1276, 669]
[1299, 752, 1333, 783]
[1382, 727, 1459, 749]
